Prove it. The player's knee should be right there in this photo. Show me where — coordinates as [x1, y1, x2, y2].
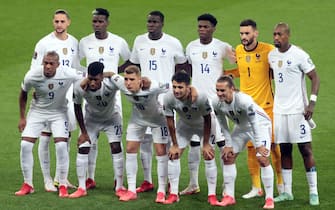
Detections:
[79, 141, 91, 154]
[79, 147, 90, 154]
[257, 156, 270, 167]
[110, 142, 122, 154]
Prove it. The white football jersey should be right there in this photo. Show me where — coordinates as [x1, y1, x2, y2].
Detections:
[186, 38, 233, 101]
[30, 32, 80, 70]
[73, 77, 120, 120]
[79, 32, 130, 72]
[130, 32, 187, 84]
[163, 92, 212, 126]
[21, 66, 81, 113]
[111, 74, 169, 127]
[268, 45, 315, 114]
[212, 91, 271, 148]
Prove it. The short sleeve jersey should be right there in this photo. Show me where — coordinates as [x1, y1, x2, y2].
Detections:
[73, 77, 119, 120]
[163, 92, 212, 126]
[130, 33, 187, 84]
[212, 92, 270, 147]
[111, 74, 169, 127]
[22, 66, 81, 113]
[268, 45, 315, 114]
[30, 32, 80, 70]
[79, 32, 131, 72]
[186, 38, 232, 101]
[235, 42, 274, 110]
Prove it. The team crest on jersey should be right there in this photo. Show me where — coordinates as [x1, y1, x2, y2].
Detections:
[246, 55, 251, 63]
[256, 53, 261, 61]
[150, 48, 155, 55]
[278, 60, 283, 67]
[182, 107, 189, 112]
[202, 52, 208, 59]
[99, 47, 104, 54]
[161, 48, 166, 55]
[212, 51, 218, 57]
[63, 48, 68, 55]
[48, 83, 54, 90]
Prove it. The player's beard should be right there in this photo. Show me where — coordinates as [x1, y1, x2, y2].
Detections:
[241, 38, 254, 47]
[55, 28, 66, 35]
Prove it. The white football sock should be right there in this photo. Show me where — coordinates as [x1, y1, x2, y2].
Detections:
[156, 155, 168, 193]
[112, 151, 124, 190]
[140, 134, 153, 183]
[205, 159, 217, 195]
[55, 141, 69, 186]
[223, 164, 236, 198]
[306, 170, 318, 195]
[126, 153, 138, 193]
[20, 141, 35, 186]
[168, 159, 180, 195]
[188, 145, 200, 187]
[87, 143, 98, 180]
[282, 169, 293, 195]
[38, 135, 51, 183]
[261, 165, 274, 199]
[76, 153, 88, 190]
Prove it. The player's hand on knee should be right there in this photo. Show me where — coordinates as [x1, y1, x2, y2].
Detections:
[77, 133, 90, 147]
[222, 147, 234, 160]
[256, 145, 269, 157]
[202, 143, 214, 160]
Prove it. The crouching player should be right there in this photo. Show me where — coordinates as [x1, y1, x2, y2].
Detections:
[69, 62, 125, 198]
[213, 75, 274, 209]
[163, 71, 222, 206]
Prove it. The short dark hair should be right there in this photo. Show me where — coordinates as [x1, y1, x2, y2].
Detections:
[149, 10, 164, 22]
[217, 75, 236, 89]
[172, 71, 190, 85]
[88, 62, 104, 76]
[92, 8, 110, 19]
[45, 51, 59, 61]
[198, 13, 217, 26]
[54, 9, 70, 19]
[125, 65, 141, 76]
[275, 22, 290, 35]
[240, 19, 257, 29]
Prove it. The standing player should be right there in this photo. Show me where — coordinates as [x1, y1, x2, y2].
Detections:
[30, 9, 81, 191]
[79, 8, 131, 189]
[225, 19, 283, 198]
[16, 51, 81, 197]
[126, 10, 187, 193]
[69, 62, 125, 198]
[213, 75, 275, 209]
[163, 71, 221, 206]
[269, 22, 320, 206]
[182, 13, 235, 195]
[110, 65, 169, 203]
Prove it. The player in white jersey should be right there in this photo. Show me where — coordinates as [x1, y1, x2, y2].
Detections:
[78, 8, 131, 190]
[105, 65, 168, 203]
[213, 75, 274, 209]
[268, 23, 320, 206]
[30, 9, 81, 191]
[68, 62, 125, 198]
[125, 11, 187, 193]
[163, 71, 222, 206]
[16, 51, 81, 198]
[182, 13, 235, 196]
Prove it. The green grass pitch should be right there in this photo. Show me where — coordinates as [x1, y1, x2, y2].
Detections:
[0, 0, 334, 209]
